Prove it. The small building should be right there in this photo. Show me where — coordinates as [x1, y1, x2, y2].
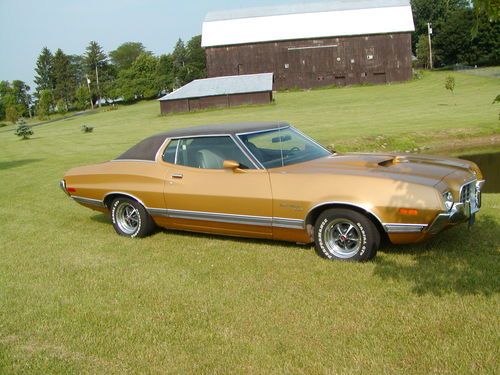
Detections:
[202, 0, 415, 89]
[159, 73, 274, 114]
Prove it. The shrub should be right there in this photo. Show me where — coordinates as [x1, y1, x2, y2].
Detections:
[0, 123, 7, 128]
[14, 118, 33, 140]
[81, 124, 94, 133]
[56, 99, 68, 115]
[445, 76, 456, 94]
[5, 106, 19, 124]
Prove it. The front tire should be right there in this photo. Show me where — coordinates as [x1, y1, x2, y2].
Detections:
[314, 209, 380, 261]
[111, 197, 155, 238]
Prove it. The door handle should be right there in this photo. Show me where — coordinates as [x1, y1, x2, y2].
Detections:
[171, 173, 183, 179]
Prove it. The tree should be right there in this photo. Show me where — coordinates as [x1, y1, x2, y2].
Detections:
[5, 106, 19, 123]
[433, 8, 500, 66]
[416, 34, 430, 68]
[53, 49, 74, 106]
[185, 35, 207, 82]
[34, 47, 54, 97]
[14, 118, 33, 140]
[114, 53, 161, 101]
[37, 89, 53, 119]
[11, 80, 32, 117]
[84, 41, 108, 107]
[109, 42, 149, 71]
[157, 54, 175, 92]
[74, 86, 90, 110]
[472, 0, 499, 33]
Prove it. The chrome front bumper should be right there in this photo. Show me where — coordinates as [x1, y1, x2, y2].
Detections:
[428, 180, 485, 234]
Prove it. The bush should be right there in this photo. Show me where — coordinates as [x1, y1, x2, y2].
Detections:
[445, 76, 456, 94]
[0, 123, 7, 128]
[14, 118, 33, 140]
[5, 106, 19, 124]
[56, 99, 68, 115]
[81, 124, 94, 133]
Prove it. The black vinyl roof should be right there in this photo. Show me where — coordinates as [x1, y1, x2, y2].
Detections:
[115, 122, 289, 161]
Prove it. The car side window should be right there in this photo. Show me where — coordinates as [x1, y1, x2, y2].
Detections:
[174, 136, 255, 170]
[162, 139, 179, 164]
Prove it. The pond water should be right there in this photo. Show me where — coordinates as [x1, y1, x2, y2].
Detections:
[459, 152, 500, 193]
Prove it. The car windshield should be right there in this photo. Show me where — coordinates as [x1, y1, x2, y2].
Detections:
[238, 127, 331, 168]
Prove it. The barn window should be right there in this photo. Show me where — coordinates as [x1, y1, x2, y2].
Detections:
[350, 59, 355, 64]
[361, 72, 367, 78]
[367, 55, 374, 60]
[284, 63, 290, 69]
[336, 57, 341, 62]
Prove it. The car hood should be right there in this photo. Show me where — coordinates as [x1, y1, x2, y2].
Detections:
[282, 152, 479, 187]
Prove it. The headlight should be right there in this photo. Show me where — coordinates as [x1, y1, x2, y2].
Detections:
[443, 191, 454, 211]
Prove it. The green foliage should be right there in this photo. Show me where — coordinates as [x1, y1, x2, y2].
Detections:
[445, 76, 456, 94]
[0, 80, 32, 119]
[5, 106, 19, 123]
[74, 86, 90, 110]
[56, 98, 67, 114]
[0, 122, 7, 128]
[34, 47, 54, 97]
[53, 49, 75, 106]
[81, 124, 94, 133]
[433, 9, 500, 66]
[109, 42, 149, 71]
[84, 41, 112, 104]
[37, 89, 53, 120]
[416, 34, 430, 68]
[14, 118, 33, 139]
[113, 54, 162, 101]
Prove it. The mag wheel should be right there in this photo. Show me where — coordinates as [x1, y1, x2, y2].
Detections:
[111, 197, 155, 238]
[314, 209, 380, 261]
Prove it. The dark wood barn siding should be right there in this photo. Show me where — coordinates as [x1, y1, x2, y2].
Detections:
[160, 92, 272, 114]
[206, 33, 412, 89]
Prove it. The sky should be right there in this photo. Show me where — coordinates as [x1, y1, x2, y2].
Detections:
[0, 0, 317, 90]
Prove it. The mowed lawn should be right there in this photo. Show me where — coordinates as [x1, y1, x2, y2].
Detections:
[0, 71, 499, 374]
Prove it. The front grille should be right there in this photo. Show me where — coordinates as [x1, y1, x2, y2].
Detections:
[460, 181, 476, 203]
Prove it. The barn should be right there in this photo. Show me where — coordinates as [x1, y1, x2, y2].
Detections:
[159, 73, 273, 114]
[202, 0, 415, 89]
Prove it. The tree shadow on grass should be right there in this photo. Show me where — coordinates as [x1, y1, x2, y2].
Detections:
[374, 213, 500, 296]
[0, 159, 43, 170]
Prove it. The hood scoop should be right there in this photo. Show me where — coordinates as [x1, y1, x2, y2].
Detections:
[378, 156, 408, 167]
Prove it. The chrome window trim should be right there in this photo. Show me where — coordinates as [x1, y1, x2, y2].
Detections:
[235, 125, 290, 137]
[72, 196, 106, 208]
[155, 137, 171, 162]
[110, 159, 157, 164]
[160, 134, 260, 170]
[147, 207, 305, 229]
[292, 126, 333, 155]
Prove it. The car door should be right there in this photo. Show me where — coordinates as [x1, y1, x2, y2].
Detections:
[160, 135, 273, 238]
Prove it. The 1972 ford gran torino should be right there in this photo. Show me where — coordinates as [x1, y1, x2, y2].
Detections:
[61, 122, 485, 261]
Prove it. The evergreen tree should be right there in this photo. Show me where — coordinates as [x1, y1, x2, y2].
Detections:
[37, 89, 53, 119]
[84, 41, 108, 106]
[34, 47, 54, 97]
[53, 49, 74, 106]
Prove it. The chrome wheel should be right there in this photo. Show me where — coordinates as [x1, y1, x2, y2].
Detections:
[323, 218, 362, 259]
[115, 202, 140, 235]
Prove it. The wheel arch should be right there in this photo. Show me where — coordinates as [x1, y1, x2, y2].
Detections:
[103, 192, 147, 209]
[305, 202, 388, 241]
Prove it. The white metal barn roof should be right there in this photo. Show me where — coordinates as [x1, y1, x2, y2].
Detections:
[202, 0, 415, 47]
[158, 73, 274, 101]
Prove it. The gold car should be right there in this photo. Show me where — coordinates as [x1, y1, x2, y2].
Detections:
[61, 122, 485, 261]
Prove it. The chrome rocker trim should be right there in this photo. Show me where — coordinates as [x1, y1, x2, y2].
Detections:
[72, 196, 106, 208]
[147, 208, 305, 230]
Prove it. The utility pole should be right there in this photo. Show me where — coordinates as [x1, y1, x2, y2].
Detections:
[86, 75, 94, 110]
[427, 22, 433, 70]
[95, 65, 101, 108]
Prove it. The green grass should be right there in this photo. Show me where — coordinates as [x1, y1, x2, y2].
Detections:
[0, 71, 499, 374]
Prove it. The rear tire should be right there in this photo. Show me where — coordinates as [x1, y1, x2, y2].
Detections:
[314, 209, 380, 261]
[110, 197, 155, 238]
